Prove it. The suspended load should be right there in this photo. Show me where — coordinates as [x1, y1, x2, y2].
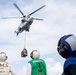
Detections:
[21, 48, 28, 57]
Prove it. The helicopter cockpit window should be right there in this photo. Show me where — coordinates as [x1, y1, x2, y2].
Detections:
[21, 19, 26, 23]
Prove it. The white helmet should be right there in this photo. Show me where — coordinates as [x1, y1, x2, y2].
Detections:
[30, 50, 40, 59]
[0, 52, 8, 61]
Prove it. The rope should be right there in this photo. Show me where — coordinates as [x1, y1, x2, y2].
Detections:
[24, 31, 26, 48]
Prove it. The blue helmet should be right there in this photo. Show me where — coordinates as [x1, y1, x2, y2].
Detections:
[57, 34, 76, 58]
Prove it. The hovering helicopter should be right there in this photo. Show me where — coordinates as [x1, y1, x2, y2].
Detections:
[2, 3, 46, 36]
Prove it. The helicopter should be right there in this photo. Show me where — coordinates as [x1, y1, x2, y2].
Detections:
[2, 3, 46, 36]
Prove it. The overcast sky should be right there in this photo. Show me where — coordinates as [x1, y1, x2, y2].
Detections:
[0, 0, 76, 75]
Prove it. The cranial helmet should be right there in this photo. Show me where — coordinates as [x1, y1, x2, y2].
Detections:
[30, 50, 40, 59]
[57, 34, 76, 58]
[0, 52, 8, 61]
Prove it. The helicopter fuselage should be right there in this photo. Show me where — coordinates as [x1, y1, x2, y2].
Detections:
[2, 3, 45, 36]
[15, 17, 33, 36]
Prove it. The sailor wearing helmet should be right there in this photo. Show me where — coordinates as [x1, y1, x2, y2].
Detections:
[26, 50, 47, 75]
[57, 34, 76, 75]
[0, 52, 16, 75]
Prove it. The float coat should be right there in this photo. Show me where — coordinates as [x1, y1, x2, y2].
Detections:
[63, 57, 76, 75]
[0, 62, 11, 75]
[28, 58, 47, 75]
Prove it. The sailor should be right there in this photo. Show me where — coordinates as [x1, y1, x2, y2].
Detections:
[57, 34, 76, 75]
[26, 50, 47, 75]
[0, 52, 16, 75]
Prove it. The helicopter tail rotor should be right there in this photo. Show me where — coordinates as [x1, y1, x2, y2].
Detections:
[14, 31, 19, 36]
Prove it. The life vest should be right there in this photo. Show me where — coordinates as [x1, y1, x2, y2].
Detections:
[63, 57, 76, 75]
[0, 62, 10, 75]
[28, 58, 47, 75]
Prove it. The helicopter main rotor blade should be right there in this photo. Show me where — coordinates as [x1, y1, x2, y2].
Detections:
[33, 18, 43, 21]
[13, 3, 25, 17]
[28, 5, 46, 16]
[2, 17, 23, 19]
